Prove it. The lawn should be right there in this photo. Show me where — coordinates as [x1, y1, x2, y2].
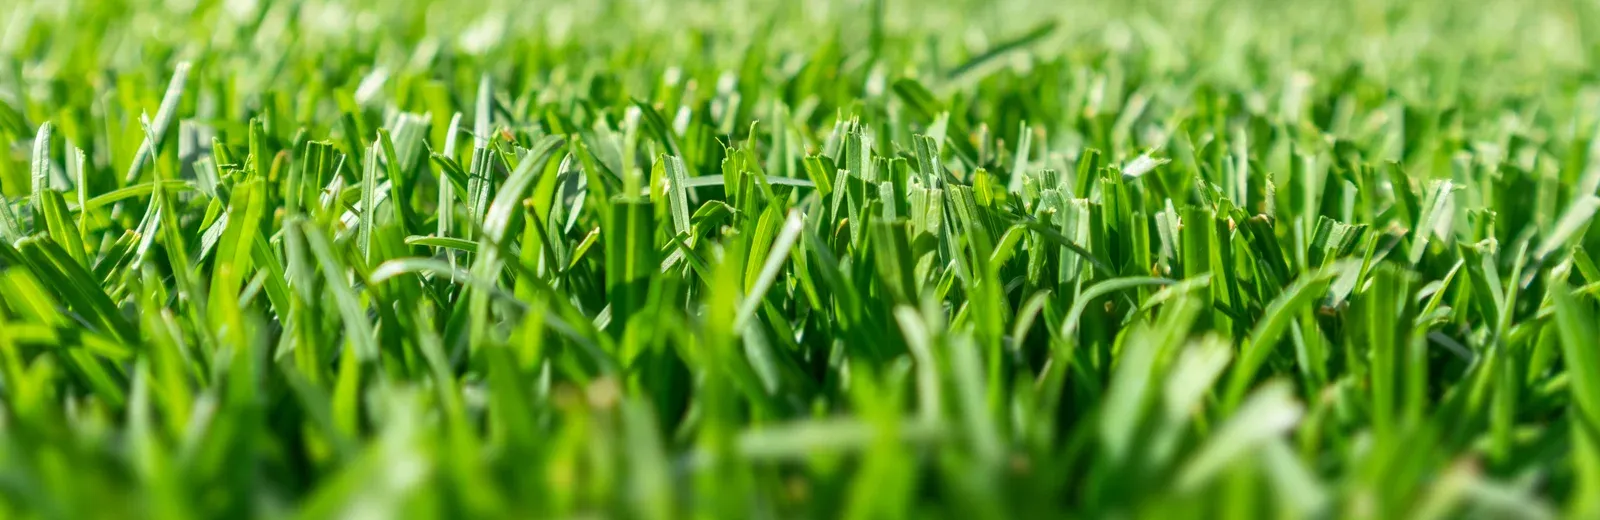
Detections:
[1, 0, 1599, 517]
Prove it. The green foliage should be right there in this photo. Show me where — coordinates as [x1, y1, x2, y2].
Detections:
[0, 0, 1598, 517]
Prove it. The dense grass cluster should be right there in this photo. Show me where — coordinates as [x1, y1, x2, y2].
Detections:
[3, 0, 1600, 517]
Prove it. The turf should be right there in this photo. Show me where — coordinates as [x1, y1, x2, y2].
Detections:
[2, 0, 1599, 517]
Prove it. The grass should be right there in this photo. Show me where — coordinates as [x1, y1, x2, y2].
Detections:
[2, 0, 1600, 517]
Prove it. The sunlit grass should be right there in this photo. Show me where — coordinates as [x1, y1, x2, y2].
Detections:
[1, 0, 1598, 518]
